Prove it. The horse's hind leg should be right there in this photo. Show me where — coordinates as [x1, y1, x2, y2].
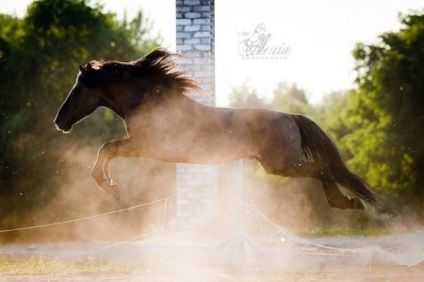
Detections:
[321, 178, 364, 209]
[260, 160, 363, 209]
[289, 163, 363, 209]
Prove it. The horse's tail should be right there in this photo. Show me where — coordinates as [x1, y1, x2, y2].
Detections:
[291, 114, 377, 205]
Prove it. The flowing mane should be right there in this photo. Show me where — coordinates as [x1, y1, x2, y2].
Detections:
[79, 48, 201, 94]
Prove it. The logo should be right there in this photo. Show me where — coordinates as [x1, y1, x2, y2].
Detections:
[238, 24, 291, 60]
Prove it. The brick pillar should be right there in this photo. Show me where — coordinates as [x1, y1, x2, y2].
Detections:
[175, 0, 217, 229]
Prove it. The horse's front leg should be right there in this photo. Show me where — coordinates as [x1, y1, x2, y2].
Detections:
[91, 138, 138, 202]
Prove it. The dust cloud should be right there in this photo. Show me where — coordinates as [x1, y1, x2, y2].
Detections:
[13, 141, 175, 243]
[3, 137, 424, 280]
[5, 102, 423, 280]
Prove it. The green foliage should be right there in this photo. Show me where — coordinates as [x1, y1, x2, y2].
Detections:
[315, 91, 405, 194]
[351, 11, 424, 201]
[228, 80, 311, 114]
[0, 0, 159, 231]
[228, 80, 266, 108]
[316, 11, 424, 212]
[271, 82, 311, 114]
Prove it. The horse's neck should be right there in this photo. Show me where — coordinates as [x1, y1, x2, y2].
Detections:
[128, 90, 206, 118]
[101, 90, 127, 118]
[173, 92, 205, 108]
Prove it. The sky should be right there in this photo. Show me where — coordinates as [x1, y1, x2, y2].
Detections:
[1, 0, 423, 105]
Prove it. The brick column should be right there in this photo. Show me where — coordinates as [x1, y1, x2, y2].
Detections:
[175, 0, 217, 229]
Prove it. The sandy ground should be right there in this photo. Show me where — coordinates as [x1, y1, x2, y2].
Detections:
[0, 232, 423, 281]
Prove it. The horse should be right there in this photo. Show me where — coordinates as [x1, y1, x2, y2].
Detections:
[54, 48, 377, 209]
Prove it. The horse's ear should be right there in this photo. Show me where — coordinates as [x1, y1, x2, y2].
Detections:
[86, 61, 102, 70]
[143, 48, 172, 62]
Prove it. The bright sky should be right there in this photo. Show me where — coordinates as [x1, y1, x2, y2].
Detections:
[1, 0, 423, 105]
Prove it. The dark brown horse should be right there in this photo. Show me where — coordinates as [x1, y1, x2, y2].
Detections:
[54, 48, 377, 209]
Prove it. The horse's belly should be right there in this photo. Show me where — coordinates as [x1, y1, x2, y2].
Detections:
[144, 138, 249, 164]
[184, 149, 246, 164]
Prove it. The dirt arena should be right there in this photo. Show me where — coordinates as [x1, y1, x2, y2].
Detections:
[0, 232, 423, 281]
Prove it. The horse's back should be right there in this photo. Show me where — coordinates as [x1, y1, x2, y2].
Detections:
[199, 107, 300, 163]
[126, 103, 301, 165]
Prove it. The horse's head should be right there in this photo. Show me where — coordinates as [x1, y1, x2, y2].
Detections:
[55, 48, 201, 132]
[54, 63, 103, 133]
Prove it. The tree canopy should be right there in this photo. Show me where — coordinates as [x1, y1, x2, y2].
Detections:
[349, 12, 424, 205]
[302, 11, 424, 216]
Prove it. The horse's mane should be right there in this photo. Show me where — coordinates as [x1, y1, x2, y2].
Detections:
[80, 48, 201, 95]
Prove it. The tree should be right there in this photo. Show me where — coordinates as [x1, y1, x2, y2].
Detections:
[0, 0, 160, 236]
[271, 82, 311, 114]
[352, 12, 424, 201]
[319, 11, 424, 212]
[314, 90, 398, 194]
[228, 80, 266, 108]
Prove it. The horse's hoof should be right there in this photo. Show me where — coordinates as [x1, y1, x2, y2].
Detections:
[352, 198, 365, 210]
[109, 184, 121, 202]
[100, 182, 121, 202]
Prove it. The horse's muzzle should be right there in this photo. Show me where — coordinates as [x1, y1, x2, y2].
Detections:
[54, 118, 72, 133]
